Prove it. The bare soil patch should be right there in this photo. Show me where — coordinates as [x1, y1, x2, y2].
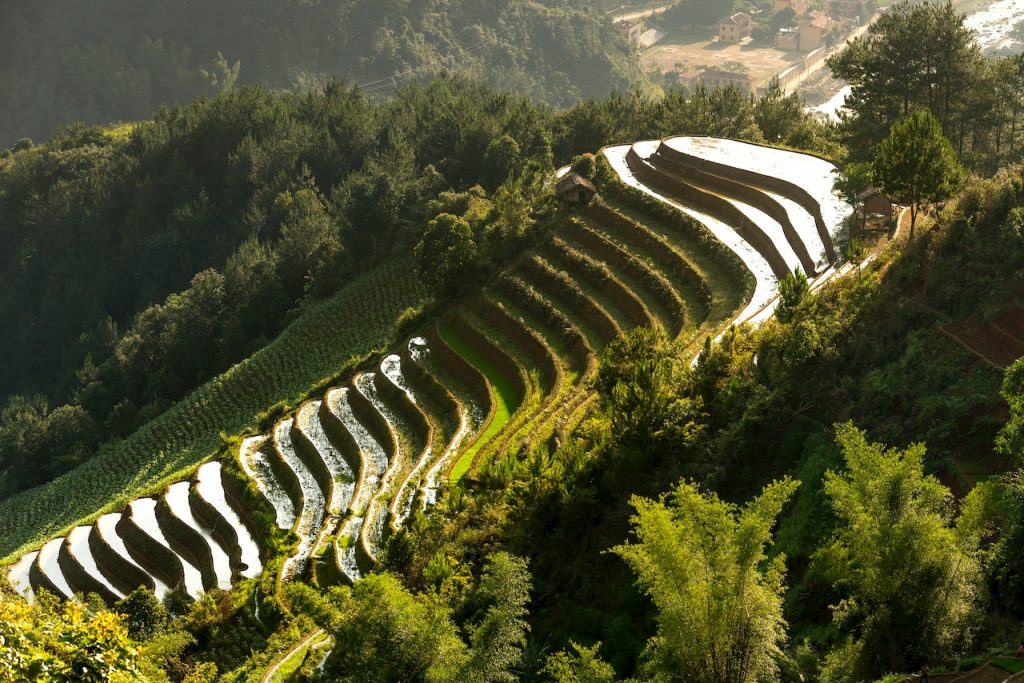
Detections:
[993, 304, 1024, 340]
[942, 320, 1024, 369]
[642, 34, 797, 84]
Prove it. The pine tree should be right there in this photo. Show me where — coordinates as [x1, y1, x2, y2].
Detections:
[871, 109, 964, 239]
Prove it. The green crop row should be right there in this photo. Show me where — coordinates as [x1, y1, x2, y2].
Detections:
[0, 258, 427, 562]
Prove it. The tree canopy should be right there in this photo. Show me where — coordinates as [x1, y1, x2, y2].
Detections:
[614, 477, 799, 683]
[816, 423, 990, 681]
[0, 593, 142, 682]
[0, 0, 642, 148]
[871, 109, 964, 238]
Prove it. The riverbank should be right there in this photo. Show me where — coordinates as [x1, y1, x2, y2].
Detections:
[800, 0, 1024, 119]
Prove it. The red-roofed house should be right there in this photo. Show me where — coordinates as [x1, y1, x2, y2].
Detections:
[718, 12, 752, 43]
[799, 11, 834, 50]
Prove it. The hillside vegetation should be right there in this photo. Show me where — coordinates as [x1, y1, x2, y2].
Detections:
[8, 130, 1024, 681]
[0, 78, 555, 501]
[7, 2, 1024, 681]
[0, 0, 642, 149]
[0, 75, 826, 516]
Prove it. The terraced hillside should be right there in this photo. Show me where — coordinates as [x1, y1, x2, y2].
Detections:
[0, 257, 428, 564]
[4, 136, 852, 604]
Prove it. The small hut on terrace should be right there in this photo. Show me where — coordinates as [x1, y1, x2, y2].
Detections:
[858, 186, 893, 216]
[556, 173, 597, 209]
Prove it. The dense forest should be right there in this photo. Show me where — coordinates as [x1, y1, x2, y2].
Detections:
[0, 72, 828, 501]
[0, 0, 644, 149]
[7, 145, 1024, 681]
[6, 1, 1024, 682]
[829, 0, 1024, 173]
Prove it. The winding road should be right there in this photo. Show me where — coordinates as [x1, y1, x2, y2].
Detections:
[261, 629, 331, 683]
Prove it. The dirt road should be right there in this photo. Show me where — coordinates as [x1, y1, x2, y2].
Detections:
[610, 3, 672, 23]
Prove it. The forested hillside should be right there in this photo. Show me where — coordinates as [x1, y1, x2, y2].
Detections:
[0, 74, 824, 505]
[7, 1, 1024, 682]
[0, 78, 555, 498]
[0, 0, 642, 148]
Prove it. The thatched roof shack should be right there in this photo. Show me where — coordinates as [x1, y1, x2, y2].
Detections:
[556, 173, 597, 209]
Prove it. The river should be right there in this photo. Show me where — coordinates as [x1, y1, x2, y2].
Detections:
[808, 0, 1024, 119]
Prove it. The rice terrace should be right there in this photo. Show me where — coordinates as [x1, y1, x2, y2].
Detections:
[12, 0, 1024, 678]
[3, 135, 857, 611]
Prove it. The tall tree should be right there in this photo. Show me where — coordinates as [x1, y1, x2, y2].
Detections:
[414, 213, 479, 294]
[296, 573, 470, 682]
[614, 477, 800, 683]
[829, 1, 982, 159]
[461, 553, 532, 683]
[832, 161, 873, 230]
[775, 270, 812, 324]
[816, 423, 991, 681]
[871, 109, 964, 239]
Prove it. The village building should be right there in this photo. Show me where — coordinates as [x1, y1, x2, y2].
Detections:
[556, 173, 598, 209]
[614, 19, 638, 49]
[798, 10, 834, 50]
[773, 0, 810, 16]
[696, 69, 756, 94]
[775, 27, 800, 51]
[639, 25, 668, 49]
[857, 186, 893, 218]
[617, 19, 643, 49]
[718, 12, 752, 43]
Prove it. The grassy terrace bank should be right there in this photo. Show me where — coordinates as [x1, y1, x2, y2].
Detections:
[0, 258, 428, 563]
[440, 323, 521, 483]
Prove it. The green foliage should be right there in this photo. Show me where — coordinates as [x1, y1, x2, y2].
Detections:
[754, 79, 819, 147]
[299, 574, 469, 681]
[552, 87, 839, 163]
[569, 154, 598, 181]
[424, 551, 457, 593]
[997, 358, 1024, 462]
[461, 553, 532, 683]
[541, 642, 616, 683]
[776, 270, 812, 324]
[833, 161, 873, 211]
[0, 593, 142, 682]
[482, 135, 523, 192]
[593, 327, 705, 456]
[285, 555, 532, 682]
[984, 470, 1024, 617]
[871, 109, 964, 238]
[0, 396, 99, 489]
[816, 423, 989, 681]
[415, 213, 479, 294]
[116, 588, 169, 641]
[0, 0, 641, 148]
[614, 477, 799, 683]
